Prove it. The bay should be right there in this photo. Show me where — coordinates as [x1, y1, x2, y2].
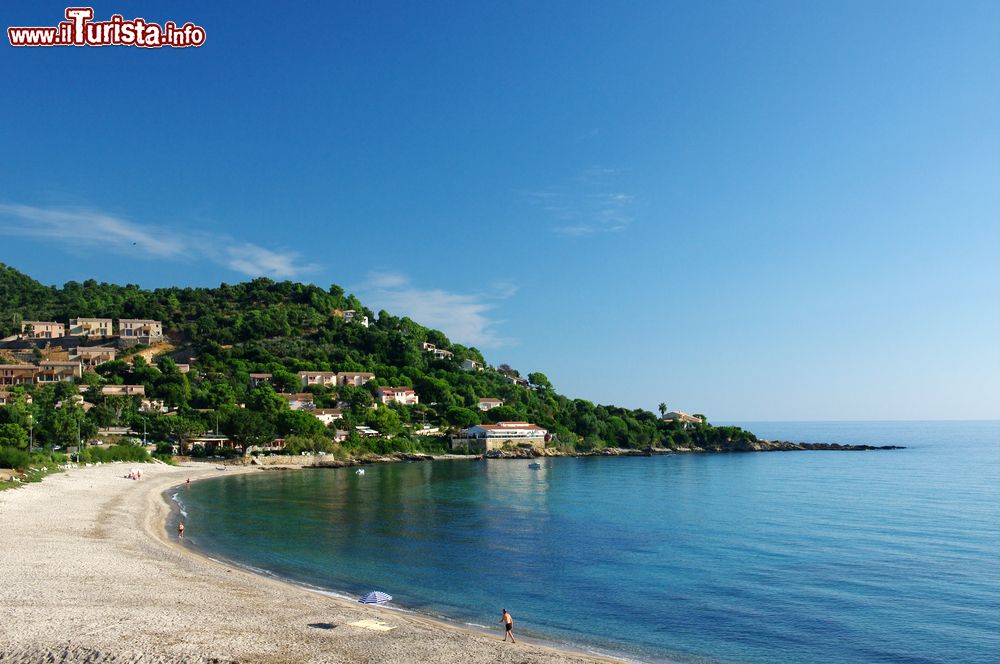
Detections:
[173, 421, 1000, 663]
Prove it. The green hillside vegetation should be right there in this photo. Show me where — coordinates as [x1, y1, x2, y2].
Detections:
[0, 263, 759, 465]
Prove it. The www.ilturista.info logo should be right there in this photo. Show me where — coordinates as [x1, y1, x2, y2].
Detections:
[8, 7, 206, 48]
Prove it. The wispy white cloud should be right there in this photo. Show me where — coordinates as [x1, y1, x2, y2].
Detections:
[355, 271, 514, 348]
[522, 166, 636, 236]
[0, 203, 316, 279]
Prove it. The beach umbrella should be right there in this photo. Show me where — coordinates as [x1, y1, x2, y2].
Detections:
[358, 591, 393, 605]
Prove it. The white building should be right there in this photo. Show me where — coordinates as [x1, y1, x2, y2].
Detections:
[478, 397, 504, 412]
[341, 310, 369, 328]
[310, 408, 344, 426]
[298, 371, 339, 388]
[453, 421, 549, 452]
[461, 359, 484, 372]
[661, 410, 704, 428]
[337, 371, 375, 387]
[378, 387, 419, 406]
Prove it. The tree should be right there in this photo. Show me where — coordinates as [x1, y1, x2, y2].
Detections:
[247, 385, 288, 415]
[528, 372, 552, 390]
[277, 409, 326, 437]
[49, 404, 94, 449]
[658, 402, 668, 417]
[0, 423, 28, 450]
[444, 405, 479, 428]
[222, 409, 275, 454]
[366, 407, 402, 436]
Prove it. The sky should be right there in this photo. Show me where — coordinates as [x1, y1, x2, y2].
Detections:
[1, 1, 998, 421]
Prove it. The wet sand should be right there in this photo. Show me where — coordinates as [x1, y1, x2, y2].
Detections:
[0, 462, 620, 663]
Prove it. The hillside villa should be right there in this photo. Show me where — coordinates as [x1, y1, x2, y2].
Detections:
[0, 364, 39, 386]
[419, 343, 453, 360]
[0, 390, 32, 405]
[504, 374, 530, 387]
[661, 410, 704, 428]
[452, 421, 549, 452]
[280, 393, 315, 410]
[478, 397, 504, 411]
[337, 371, 375, 387]
[68, 318, 113, 337]
[118, 319, 163, 342]
[340, 310, 369, 328]
[56, 394, 94, 412]
[378, 387, 419, 406]
[298, 371, 338, 387]
[37, 361, 82, 383]
[249, 373, 272, 388]
[101, 384, 146, 397]
[461, 359, 483, 371]
[310, 408, 343, 425]
[20, 321, 65, 339]
[72, 346, 118, 368]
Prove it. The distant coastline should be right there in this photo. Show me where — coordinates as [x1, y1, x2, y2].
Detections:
[222, 440, 906, 472]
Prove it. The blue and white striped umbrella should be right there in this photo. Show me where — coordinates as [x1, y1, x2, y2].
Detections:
[358, 591, 393, 604]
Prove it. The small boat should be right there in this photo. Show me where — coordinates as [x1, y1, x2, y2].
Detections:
[528, 462, 541, 470]
[355, 468, 365, 475]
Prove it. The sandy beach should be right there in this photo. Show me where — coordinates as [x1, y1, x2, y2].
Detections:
[0, 462, 617, 663]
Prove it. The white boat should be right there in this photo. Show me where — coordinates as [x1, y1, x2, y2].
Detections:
[355, 468, 365, 475]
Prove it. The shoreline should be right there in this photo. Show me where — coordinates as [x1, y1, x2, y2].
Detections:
[225, 440, 906, 471]
[0, 461, 630, 663]
[162, 473, 644, 664]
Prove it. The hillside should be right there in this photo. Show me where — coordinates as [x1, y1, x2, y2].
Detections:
[0, 263, 760, 457]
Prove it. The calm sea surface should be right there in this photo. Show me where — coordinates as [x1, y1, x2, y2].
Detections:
[173, 421, 1000, 663]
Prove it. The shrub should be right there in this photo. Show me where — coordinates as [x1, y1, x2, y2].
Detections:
[80, 445, 150, 463]
[0, 446, 31, 470]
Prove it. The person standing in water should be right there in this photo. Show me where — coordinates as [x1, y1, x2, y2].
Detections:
[500, 608, 515, 643]
[178, 523, 185, 537]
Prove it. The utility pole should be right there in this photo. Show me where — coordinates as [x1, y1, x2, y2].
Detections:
[142, 417, 147, 446]
[28, 414, 33, 454]
[76, 417, 81, 463]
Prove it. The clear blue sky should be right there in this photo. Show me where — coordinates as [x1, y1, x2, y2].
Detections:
[2, 1, 998, 421]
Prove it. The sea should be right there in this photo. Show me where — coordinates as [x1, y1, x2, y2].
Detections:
[170, 421, 1000, 664]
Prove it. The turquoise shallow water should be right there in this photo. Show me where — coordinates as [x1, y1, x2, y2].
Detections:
[173, 421, 1000, 663]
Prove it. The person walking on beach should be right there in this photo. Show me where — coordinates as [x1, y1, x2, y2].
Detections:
[500, 608, 515, 643]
